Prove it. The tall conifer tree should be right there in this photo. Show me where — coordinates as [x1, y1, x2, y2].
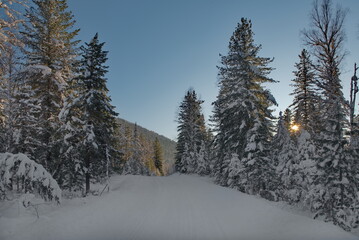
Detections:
[212, 18, 276, 195]
[175, 89, 207, 174]
[60, 33, 118, 193]
[20, 0, 79, 174]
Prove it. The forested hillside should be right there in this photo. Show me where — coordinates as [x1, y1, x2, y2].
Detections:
[117, 118, 176, 172]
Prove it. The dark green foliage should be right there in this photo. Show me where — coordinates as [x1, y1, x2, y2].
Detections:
[212, 18, 276, 195]
[175, 89, 208, 174]
[60, 33, 119, 193]
[20, 0, 79, 174]
[271, 112, 297, 201]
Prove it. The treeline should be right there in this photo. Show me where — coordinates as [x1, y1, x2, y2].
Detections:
[0, 0, 165, 198]
[117, 122, 166, 176]
[117, 118, 176, 171]
[175, 0, 359, 231]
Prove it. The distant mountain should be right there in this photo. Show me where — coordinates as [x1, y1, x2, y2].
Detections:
[117, 118, 177, 171]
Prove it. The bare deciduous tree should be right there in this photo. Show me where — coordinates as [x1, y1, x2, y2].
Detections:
[302, 0, 347, 95]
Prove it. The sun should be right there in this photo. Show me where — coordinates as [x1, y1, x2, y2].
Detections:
[291, 124, 300, 132]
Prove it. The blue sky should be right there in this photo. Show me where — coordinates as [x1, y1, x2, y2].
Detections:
[68, 0, 359, 140]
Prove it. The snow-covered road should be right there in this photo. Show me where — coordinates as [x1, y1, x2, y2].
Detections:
[1, 174, 358, 240]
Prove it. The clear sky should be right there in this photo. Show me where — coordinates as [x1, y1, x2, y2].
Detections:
[67, 0, 359, 140]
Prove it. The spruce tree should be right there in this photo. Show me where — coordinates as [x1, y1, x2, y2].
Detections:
[60, 33, 119, 193]
[20, 0, 79, 174]
[212, 18, 276, 195]
[271, 112, 297, 202]
[12, 68, 43, 158]
[196, 141, 209, 175]
[81, 33, 118, 192]
[175, 89, 207, 174]
[295, 129, 318, 204]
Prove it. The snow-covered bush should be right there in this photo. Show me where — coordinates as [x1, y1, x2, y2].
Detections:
[0, 152, 61, 203]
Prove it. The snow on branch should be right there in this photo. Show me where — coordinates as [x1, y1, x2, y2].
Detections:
[0, 152, 61, 203]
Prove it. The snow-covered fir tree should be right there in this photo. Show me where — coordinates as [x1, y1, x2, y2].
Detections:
[196, 141, 210, 176]
[240, 119, 276, 198]
[175, 89, 208, 174]
[271, 112, 297, 202]
[212, 18, 277, 196]
[60, 33, 119, 193]
[226, 153, 241, 189]
[20, 0, 80, 175]
[11, 67, 44, 158]
[295, 129, 318, 204]
[303, 0, 357, 230]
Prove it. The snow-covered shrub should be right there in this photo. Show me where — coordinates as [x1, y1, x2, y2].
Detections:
[0, 152, 61, 203]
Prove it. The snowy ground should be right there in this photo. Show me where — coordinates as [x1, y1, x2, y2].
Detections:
[1, 174, 359, 240]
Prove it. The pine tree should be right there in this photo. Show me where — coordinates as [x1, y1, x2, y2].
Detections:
[153, 138, 164, 176]
[290, 49, 318, 132]
[212, 18, 276, 195]
[303, 0, 357, 230]
[20, 0, 80, 174]
[175, 89, 207, 174]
